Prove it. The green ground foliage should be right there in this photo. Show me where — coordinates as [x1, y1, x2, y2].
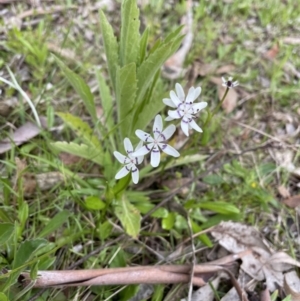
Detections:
[0, 0, 300, 300]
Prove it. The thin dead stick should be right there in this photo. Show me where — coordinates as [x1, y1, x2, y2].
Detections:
[17, 5, 77, 19]
[20, 264, 246, 301]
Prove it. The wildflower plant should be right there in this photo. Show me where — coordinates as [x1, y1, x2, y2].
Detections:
[50, 0, 239, 238]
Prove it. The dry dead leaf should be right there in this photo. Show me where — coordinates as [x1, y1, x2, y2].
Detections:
[284, 271, 300, 301]
[36, 172, 65, 191]
[212, 222, 300, 292]
[263, 43, 279, 60]
[277, 185, 290, 199]
[0, 119, 46, 154]
[210, 77, 238, 114]
[182, 275, 221, 301]
[260, 287, 271, 301]
[216, 64, 236, 74]
[59, 152, 85, 166]
[219, 85, 238, 114]
[273, 150, 300, 177]
[283, 195, 300, 208]
[0, 98, 18, 116]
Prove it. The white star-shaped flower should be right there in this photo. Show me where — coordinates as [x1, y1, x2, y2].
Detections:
[222, 76, 239, 89]
[132, 114, 180, 168]
[113, 138, 144, 184]
[163, 83, 207, 136]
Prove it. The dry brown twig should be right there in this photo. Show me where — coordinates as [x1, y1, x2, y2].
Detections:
[20, 262, 247, 301]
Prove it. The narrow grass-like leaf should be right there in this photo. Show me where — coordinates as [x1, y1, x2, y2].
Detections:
[132, 69, 163, 132]
[139, 27, 149, 65]
[57, 112, 102, 150]
[120, 0, 140, 66]
[136, 34, 184, 105]
[51, 142, 103, 166]
[198, 201, 240, 215]
[54, 56, 97, 123]
[164, 25, 184, 43]
[95, 69, 114, 131]
[39, 210, 71, 238]
[99, 10, 119, 90]
[115, 194, 141, 238]
[0, 223, 14, 245]
[116, 63, 137, 139]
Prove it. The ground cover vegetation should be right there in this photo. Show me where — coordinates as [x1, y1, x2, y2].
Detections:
[0, 0, 300, 300]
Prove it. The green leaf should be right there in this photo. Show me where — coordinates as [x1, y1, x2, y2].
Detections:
[0, 293, 8, 301]
[120, 0, 140, 66]
[116, 63, 137, 138]
[30, 260, 40, 280]
[85, 196, 106, 210]
[164, 25, 184, 43]
[115, 194, 141, 238]
[191, 221, 213, 247]
[0, 223, 14, 245]
[113, 173, 131, 196]
[39, 210, 71, 238]
[51, 142, 103, 166]
[136, 32, 184, 105]
[13, 238, 47, 269]
[151, 284, 165, 301]
[98, 220, 113, 241]
[162, 212, 176, 230]
[134, 202, 168, 218]
[133, 69, 163, 132]
[99, 10, 119, 90]
[54, 55, 97, 123]
[198, 201, 240, 215]
[95, 69, 114, 131]
[139, 27, 149, 65]
[57, 112, 102, 149]
[203, 174, 224, 185]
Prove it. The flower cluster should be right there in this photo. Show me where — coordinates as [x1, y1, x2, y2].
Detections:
[114, 79, 238, 184]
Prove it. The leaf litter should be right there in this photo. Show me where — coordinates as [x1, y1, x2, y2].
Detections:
[211, 221, 300, 298]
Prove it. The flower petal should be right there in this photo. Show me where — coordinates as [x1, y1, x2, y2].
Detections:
[135, 129, 153, 142]
[113, 151, 127, 163]
[170, 91, 182, 106]
[131, 166, 139, 184]
[192, 102, 207, 113]
[190, 119, 203, 133]
[136, 155, 144, 164]
[115, 166, 130, 179]
[175, 83, 185, 101]
[161, 124, 176, 140]
[124, 137, 133, 152]
[135, 140, 144, 151]
[193, 87, 201, 100]
[163, 98, 177, 108]
[222, 77, 227, 84]
[132, 145, 152, 157]
[181, 120, 190, 136]
[165, 116, 175, 121]
[167, 110, 181, 119]
[185, 87, 196, 104]
[162, 144, 180, 157]
[150, 147, 161, 167]
[153, 114, 163, 133]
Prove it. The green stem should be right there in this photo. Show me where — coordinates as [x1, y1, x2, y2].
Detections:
[204, 87, 229, 127]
